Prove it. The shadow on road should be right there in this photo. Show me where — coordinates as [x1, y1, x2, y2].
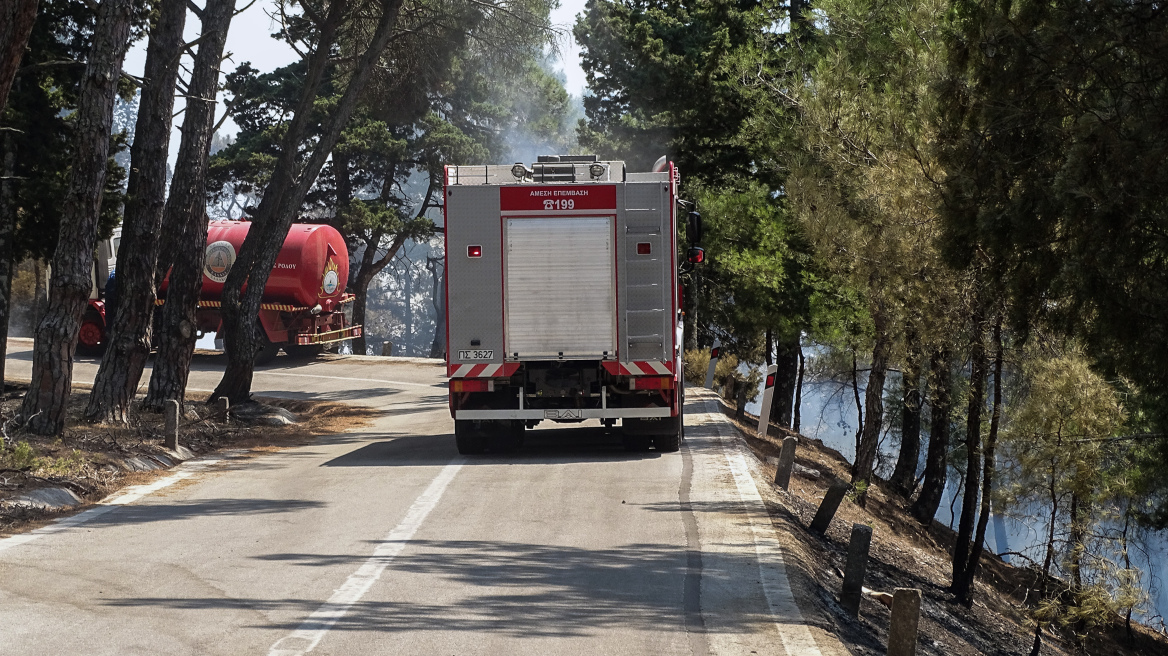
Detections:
[99, 538, 783, 639]
[323, 426, 665, 468]
[85, 498, 326, 527]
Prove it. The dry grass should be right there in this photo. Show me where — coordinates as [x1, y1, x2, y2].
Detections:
[718, 398, 1168, 656]
[0, 383, 379, 537]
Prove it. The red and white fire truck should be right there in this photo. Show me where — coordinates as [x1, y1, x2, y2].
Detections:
[444, 155, 703, 454]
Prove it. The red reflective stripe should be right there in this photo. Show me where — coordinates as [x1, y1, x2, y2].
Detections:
[765, 373, 776, 388]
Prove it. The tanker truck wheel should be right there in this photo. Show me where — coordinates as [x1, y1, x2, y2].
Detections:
[283, 344, 324, 359]
[77, 316, 106, 356]
[254, 329, 280, 366]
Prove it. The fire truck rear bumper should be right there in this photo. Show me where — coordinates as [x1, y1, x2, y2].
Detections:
[456, 407, 673, 420]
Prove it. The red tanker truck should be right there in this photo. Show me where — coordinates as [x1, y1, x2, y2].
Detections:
[79, 221, 362, 364]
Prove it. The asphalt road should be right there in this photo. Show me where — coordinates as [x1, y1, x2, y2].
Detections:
[0, 341, 847, 655]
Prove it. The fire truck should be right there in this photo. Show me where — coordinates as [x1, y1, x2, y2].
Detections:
[444, 155, 703, 454]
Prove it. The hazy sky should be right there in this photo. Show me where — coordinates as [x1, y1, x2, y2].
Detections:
[124, 0, 590, 146]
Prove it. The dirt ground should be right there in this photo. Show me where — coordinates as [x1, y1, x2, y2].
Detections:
[0, 382, 380, 538]
[716, 399, 1168, 656]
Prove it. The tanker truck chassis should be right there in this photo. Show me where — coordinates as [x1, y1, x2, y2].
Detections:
[444, 155, 703, 454]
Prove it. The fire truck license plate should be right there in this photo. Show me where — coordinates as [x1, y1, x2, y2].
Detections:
[458, 350, 494, 360]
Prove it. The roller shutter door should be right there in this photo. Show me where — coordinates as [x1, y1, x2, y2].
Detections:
[504, 217, 615, 358]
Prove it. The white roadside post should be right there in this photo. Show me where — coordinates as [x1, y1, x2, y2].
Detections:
[704, 341, 721, 389]
[757, 364, 778, 437]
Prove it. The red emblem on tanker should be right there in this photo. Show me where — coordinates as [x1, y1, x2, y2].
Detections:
[320, 258, 340, 296]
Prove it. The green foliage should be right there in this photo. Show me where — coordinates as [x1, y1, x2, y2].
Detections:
[937, 0, 1168, 521]
[683, 347, 763, 403]
[2, 441, 41, 471]
[575, 0, 782, 177]
[997, 347, 1137, 630]
[1, 0, 130, 262]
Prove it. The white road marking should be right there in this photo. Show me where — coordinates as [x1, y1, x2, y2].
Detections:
[268, 458, 465, 656]
[706, 402, 825, 656]
[0, 454, 234, 556]
[254, 370, 437, 389]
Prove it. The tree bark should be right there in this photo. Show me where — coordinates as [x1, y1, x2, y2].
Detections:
[18, 0, 133, 435]
[213, 0, 407, 404]
[143, 0, 235, 413]
[86, 0, 187, 423]
[771, 335, 799, 429]
[911, 347, 952, 524]
[851, 349, 862, 455]
[0, 0, 39, 114]
[0, 2, 36, 391]
[952, 308, 988, 603]
[427, 254, 444, 358]
[957, 317, 1003, 604]
[852, 310, 891, 493]
[890, 326, 923, 496]
[0, 132, 16, 393]
[1030, 454, 1060, 656]
[793, 345, 804, 433]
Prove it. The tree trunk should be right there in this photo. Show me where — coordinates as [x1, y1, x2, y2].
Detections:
[851, 349, 862, 456]
[1030, 455, 1060, 656]
[0, 132, 17, 393]
[852, 310, 891, 492]
[428, 255, 444, 358]
[86, 0, 187, 423]
[890, 326, 923, 496]
[350, 228, 383, 356]
[911, 347, 952, 524]
[793, 345, 804, 433]
[18, 0, 133, 434]
[952, 310, 988, 603]
[957, 318, 1003, 604]
[144, 0, 236, 412]
[0, 0, 39, 114]
[771, 335, 799, 429]
[213, 0, 406, 404]
[32, 257, 47, 326]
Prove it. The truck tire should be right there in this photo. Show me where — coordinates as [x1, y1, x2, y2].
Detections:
[77, 316, 106, 356]
[622, 434, 652, 452]
[655, 424, 681, 452]
[254, 328, 280, 366]
[283, 344, 324, 359]
[455, 420, 487, 454]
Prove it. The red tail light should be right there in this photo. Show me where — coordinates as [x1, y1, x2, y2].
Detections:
[451, 379, 491, 393]
[631, 376, 675, 390]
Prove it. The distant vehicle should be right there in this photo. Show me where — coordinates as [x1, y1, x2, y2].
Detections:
[78, 222, 362, 364]
[443, 155, 704, 454]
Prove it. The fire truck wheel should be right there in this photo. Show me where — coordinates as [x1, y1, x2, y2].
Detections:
[622, 434, 652, 452]
[454, 420, 487, 455]
[655, 428, 681, 453]
[489, 426, 523, 453]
